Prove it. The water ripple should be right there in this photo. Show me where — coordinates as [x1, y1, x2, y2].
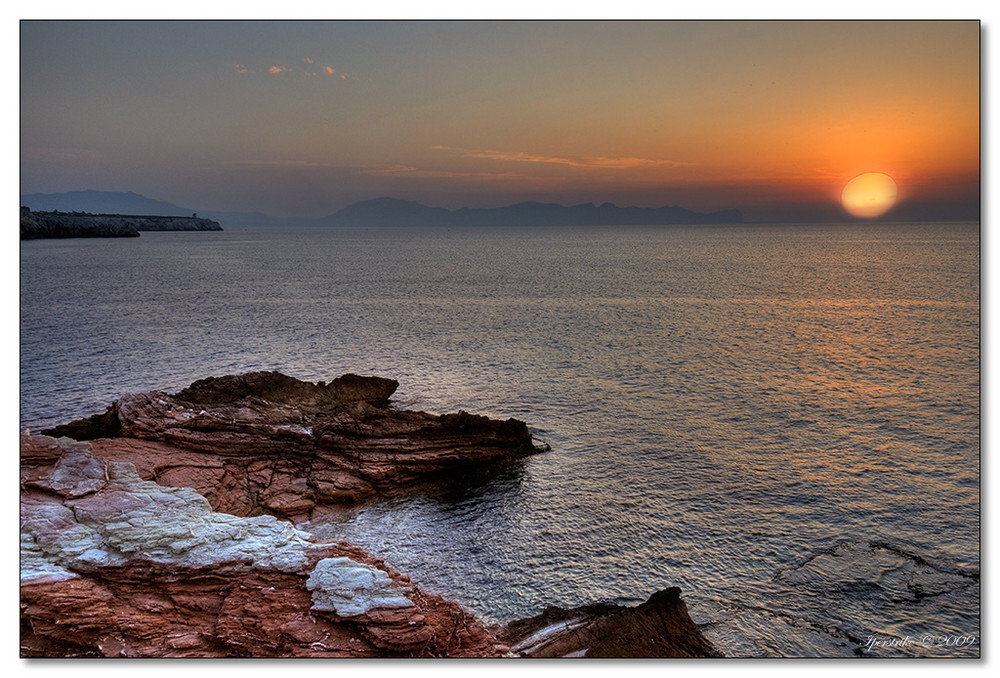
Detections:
[20, 222, 980, 656]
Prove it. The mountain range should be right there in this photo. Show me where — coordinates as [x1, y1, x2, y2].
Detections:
[322, 197, 743, 227]
[20, 191, 744, 228]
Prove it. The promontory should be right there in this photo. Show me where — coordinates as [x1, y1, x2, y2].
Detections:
[20, 207, 222, 239]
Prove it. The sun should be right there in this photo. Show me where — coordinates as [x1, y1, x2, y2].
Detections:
[841, 172, 898, 218]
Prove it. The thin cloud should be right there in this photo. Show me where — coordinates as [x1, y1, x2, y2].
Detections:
[354, 165, 418, 176]
[230, 159, 345, 169]
[226, 160, 520, 181]
[418, 169, 529, 180]
[228, 160, 419, 175]
[235, 61, 347, 79]
[355, 165, 529, 180]
[433, 145, 691, 170]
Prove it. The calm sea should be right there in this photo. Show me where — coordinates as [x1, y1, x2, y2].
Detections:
[19, 222, 980, 657]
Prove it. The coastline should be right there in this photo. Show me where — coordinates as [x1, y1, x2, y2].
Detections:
[20, 207, 223, 239]
[20, 371, 720, 658]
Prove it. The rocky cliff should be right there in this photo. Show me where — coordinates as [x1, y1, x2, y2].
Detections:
[20, 207, 140, 239]
[20, 207, 222, 239]
[22, 372, 722, 658]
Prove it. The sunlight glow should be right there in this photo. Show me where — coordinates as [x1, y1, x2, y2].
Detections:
[841, 172, 898, 218]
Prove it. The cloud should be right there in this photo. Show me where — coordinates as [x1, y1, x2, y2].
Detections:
[235, 61, 346, 79]
[415, 169, 529, 180]
[229, 160, 418, 175]
[432, 145, 691, 170]
[354, 165, 529, 180]
[353, 164, 418, 176]
[230, 159, 345, 169]
[227, 159, 525, 181]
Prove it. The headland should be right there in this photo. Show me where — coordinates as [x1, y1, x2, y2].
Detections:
[20, 207, 223, 239]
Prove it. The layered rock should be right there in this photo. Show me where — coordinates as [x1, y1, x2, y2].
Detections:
[20, 435, 503, 658]
[502, 588, 722, 658]
[43, 372, 546, 520]
[23, 372, 722, 658]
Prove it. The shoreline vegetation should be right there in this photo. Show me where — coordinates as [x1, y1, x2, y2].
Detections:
[20, 371, 721, 658]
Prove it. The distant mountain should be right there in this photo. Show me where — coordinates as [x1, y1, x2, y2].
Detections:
[326, 197, 455, 227]
[20, 191, 745, 229]
[323, 197, 743, 227]
[20, 190, 197, 217]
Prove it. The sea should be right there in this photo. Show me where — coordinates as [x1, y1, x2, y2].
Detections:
[19, 221, 980, 657]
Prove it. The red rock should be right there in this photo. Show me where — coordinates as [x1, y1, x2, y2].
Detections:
[43, 372, 546, 520]
[19, 435, 502, 658]
[23, 373, 719, 659]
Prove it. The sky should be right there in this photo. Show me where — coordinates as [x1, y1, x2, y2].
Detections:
[19, 20, 981, 221]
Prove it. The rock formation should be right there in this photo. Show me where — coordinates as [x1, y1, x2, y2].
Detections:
[502, 588, 722, 657]
[22, 372, 722, 658]
[20, 207, 140, 239]
[20, 434, 504, 657]
[20, 207, 222, 239]
[42, 371, 546, 521]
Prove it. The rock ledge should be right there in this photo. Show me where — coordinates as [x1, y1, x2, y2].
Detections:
[21, 434, 501, 657]
[22, 372, 721, 658]
[43, 371, 546, 520]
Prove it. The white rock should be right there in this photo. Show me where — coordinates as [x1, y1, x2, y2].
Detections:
[22, 456, 319, 580]
[306, 557, 414, 617]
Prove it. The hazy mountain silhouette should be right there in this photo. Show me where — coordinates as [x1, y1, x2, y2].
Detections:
[20, 191, 745, 228]
[20, 190, 197, 216]
[19, 190, 280, 227]
[323, 197, 743, 227]
[325, 198, 455, 227]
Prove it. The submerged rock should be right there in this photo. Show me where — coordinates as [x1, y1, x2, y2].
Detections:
[43, 371, 546, 520]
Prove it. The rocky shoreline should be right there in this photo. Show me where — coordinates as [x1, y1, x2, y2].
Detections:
[20, 207, 222, 239]
[21, 372, 721, 658]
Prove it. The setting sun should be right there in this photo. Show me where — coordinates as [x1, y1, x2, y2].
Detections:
[17, 21, 981, 661]
[841, 172, 898, 218]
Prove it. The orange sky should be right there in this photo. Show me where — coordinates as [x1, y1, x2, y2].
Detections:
[21, 21, 980, 220]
